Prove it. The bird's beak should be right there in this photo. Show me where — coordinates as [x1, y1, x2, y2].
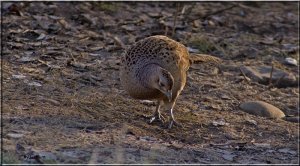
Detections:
[165, 90, 172, 102]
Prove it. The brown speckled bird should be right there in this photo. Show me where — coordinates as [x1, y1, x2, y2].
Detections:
[120, 35, 190, 128]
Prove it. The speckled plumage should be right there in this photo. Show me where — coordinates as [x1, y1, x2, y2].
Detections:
[120, 35, 190, 128]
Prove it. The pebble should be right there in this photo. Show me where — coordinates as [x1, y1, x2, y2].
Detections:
[216, 149, 236, 161]
[139, 136, 157, 142]
[187, 47, 199, 53]
[12, 74, 26, 79]
[245, 119, 258, 125]
[7, 133, 24, 139]
[139, 100, 156, 106]
[36, 151, 58, 161]
[27, 81, 42, 87]
[284, 57, 298, 66]
[222, 153, 236, 161]
[18, 56, 36, 62]
[212, 119, 229, 126]
[239, 101, 285, 119]
[253, 143, 271, 148]
[278, 148, 297, 155]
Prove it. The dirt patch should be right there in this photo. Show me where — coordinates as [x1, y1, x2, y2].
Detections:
[1, 2, 299, 164]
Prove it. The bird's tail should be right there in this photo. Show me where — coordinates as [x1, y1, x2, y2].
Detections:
[189, 53, 222, 65]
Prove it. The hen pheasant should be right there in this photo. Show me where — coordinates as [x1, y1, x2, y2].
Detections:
[120, 35, 190, 128]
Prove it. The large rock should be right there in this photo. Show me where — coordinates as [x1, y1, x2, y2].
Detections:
[239, 101, 285, 119]
[240, 66, 298, 87]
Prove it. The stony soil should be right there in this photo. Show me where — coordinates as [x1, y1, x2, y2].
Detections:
[1, 2, 299, 164]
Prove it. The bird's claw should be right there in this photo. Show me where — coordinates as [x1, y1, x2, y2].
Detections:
[149, 113, 166, 124]
[149, 116, 156, 123]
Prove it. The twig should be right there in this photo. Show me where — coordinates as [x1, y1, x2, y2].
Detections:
[239, 67, 250, 83]
[181, 3, 195, 16]
[117, 20, 143, 26]
[203, 4, 237, 19]
[269, 64, 274, 85]
[181, 3, 196, 20]
[190, 3, 238, 22]
[112, 36, 126, 49]
[181, 5, 187, 15]
[172, 3, 180, 37]
[233, 2, 256, 12]
[164, 26, 168, 36]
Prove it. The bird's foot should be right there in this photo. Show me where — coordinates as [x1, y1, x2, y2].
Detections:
[168, 119, 182, 129]
[149, 113, 166, 124]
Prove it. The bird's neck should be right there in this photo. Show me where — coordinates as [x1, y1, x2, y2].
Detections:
[138, 63, 161, 89]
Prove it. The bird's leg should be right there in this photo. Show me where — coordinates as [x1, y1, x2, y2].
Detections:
[168, 108, 175, 128]
[168, 107, 181, 129]
[149, 100, 165, 123]
[165, 97, 182, 129]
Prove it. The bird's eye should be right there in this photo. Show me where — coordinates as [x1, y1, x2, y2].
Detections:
[159, 82, 165, 87]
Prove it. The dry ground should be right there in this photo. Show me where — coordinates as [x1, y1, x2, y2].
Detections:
[1, 2, 299, 164]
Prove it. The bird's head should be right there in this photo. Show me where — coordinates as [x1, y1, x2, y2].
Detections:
[153, 68, 174, 102]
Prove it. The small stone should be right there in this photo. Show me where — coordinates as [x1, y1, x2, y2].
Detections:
[211, 16, 225, 25]
[16, 143, 26, 153]
[187, 47, 199, 53]
[121, 25, 136, 32]
[36, 33, 46, 40]
[239, 101, 285, 119]
[278, 148, 297, 155]
[236, 75, 251, 82]
[140, 100, 156, 106]
[139, 136, 157, 142]
[148, 12, 160, 18]
[220, 94, 231, 100]
[36, 151, 58, 161]
[211, 67, 219, 75]
[16, 105, 29, 110]
[284, 57, 298, 66]
[193, 20, 201, 28]
[212, 119, 229, 126]
[282, 44, 299, 53]
[253, 143, 271, 148]
[245, 119, 258, 125]
[7, 133, 24, 139]
[19, 56, 36, 62]
[12, 74, 26, 79]
[225, 132, 240, 140]
[27, 81, 42, 87]
[240, 10, 246, 17]
[222, 153, 236, 161]
[208, 20, 215, 26]
[266, 149, 275, 153]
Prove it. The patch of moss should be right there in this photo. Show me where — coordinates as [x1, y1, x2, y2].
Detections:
[93, 2, 118, 12]
[1, 151, 21, 164]
[189, 35, 216, 54]
[179, 111, 198, 123]
[42, 159, 57, 164]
